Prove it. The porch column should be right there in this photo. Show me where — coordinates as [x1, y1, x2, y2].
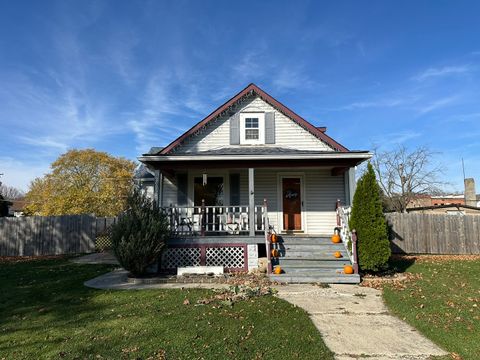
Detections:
[154, 170, 163, 208]
[248, 168, 255, 237]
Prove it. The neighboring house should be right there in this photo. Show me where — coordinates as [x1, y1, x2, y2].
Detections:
[407, 204, 480, 215]
[134, 164, 155, 199]
[139, 83, 371, 283]
[408, 194, 465, 208]
[7, 198, 25, 217]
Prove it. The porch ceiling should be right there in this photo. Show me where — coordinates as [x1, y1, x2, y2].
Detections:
[139, 150, 372, 171]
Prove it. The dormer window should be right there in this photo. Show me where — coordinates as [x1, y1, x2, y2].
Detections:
[240, 113, 265, 144]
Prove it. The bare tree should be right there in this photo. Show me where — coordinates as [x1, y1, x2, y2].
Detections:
[0, 184, 25, 200]
[371, 145, 445, 212]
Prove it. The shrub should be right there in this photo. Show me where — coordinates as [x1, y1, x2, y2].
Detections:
[111, 189, 169, 276]
[349, 163, 391, 272]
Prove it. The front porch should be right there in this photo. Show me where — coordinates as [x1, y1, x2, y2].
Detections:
[140, 151, 367, 282]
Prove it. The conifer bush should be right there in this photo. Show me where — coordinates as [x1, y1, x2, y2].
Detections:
[349, 163, 391, 272]
[111, 189, 169, 276]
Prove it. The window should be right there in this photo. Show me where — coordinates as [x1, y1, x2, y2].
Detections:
[240, 113, 264, 144]
[245, 118, 259, 140]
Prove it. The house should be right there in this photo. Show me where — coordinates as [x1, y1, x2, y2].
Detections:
[134, 164, 155, 199]
[139, 83, 371, 283]
[6, 198, 25, 217]
[406, 204, 480, 215]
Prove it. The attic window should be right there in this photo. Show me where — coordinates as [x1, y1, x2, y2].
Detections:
[245, 118, 259, 139]
[240, 113, 264, 144]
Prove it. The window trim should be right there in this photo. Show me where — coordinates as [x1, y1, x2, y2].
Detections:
[240, 112, 265, 145]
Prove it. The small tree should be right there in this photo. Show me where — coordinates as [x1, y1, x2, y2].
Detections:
[371, 145, 445, 212]
[350, 163, 391, 272]
[111, 189, 169, 277]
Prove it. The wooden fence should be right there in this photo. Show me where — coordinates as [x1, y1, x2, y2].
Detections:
[0, 215, 118, 257]
[385, 213, 480, 254]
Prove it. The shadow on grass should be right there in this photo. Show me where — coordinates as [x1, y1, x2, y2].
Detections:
[388, 256, 416, 273]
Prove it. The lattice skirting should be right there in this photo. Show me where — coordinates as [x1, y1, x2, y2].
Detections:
[161, 244, 247, 272]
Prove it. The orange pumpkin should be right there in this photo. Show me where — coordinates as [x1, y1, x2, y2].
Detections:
[343, 265, 354, 274]
[331, 234, 341, 243]
[271, 249, 279, 258]
[334, 251, 342, 258]
[271, 233, 278, 243]
[273, 266, 282, 274]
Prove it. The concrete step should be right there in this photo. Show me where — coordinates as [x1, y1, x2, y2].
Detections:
[279, 250, 348, 260]
[275, 267, 345, 274]
[277, 244, 346, 251]
[276, 258, 351, 266]
[277, 261, 352, 269]
[277, 237, 333, 245]
[270, 273, 360, 284]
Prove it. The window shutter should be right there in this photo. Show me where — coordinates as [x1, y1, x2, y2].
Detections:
[230, 113, 240, 145]
[265, 112, 275, 144]
[229, 173, 240, 205]
[176, 173, 188, 205]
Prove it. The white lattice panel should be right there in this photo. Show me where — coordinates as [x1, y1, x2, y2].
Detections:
[162, 247, 201, 269]
[205, 246, 245, 269]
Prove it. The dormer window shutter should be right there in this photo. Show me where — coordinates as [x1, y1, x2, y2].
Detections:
[265, 112, 275, 144]
[230, 113, 240, 145]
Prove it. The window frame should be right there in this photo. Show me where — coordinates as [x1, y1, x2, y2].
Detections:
[240, 112, 265, 145]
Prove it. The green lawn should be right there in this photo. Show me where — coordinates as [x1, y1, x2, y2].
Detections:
[383, 257, 480, 360]
[0, 258, 333, 360]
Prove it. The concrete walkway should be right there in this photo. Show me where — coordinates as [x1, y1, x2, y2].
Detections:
[84, 269, 229, 290]
[71, 252, 119, 265]
[276, 284, 447, 360]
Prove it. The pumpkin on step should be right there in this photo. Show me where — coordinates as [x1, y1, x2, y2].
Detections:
[334, 251, 342, 258]
[331, 234, 341, 243]
[273, 266, 282, 274]
[343, 265, 354, 274]
[270, 233, 278, 243]
[271, 249, 279, 258]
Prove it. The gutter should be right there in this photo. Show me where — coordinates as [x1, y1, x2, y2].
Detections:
[138, 152, 373, 163]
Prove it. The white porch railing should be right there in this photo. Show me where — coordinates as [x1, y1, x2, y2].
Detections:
[162, 204, 266, 236]
[336, 201, 359, 273]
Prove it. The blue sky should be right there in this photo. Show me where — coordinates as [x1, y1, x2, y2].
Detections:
[1, 1, 479, 191]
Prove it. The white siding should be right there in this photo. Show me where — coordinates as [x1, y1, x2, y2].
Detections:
[159, 168, 344, 235]
[162, 176, 177, 207]
[175, 95, 333, 153]
[304, 169, 345, 234]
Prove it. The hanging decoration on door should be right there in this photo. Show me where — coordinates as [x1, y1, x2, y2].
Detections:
[285, 189, 299, 199]
[202, 173, 208, 186]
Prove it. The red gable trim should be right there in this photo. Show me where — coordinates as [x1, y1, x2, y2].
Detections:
[160, 83, 348, 154]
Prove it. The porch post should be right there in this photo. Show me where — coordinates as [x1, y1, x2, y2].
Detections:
[154, 170, 163, 208]
[248, 168, 255, 237]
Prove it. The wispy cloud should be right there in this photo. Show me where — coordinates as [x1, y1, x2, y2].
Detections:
[416, 95, 459, 114]
[412, 65, 472, 82]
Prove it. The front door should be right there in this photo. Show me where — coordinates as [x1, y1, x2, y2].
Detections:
[282, 177, 302, 231]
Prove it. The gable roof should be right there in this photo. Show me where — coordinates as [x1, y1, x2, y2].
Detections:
[159, 83, 348, 154]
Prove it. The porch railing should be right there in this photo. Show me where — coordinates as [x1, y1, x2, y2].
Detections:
[336, 200, 359, 273]
[162, 204, 266, 236]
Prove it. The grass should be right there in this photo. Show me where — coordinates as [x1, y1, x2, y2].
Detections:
[0, 258, 333, 359]
[383, 257, 480, 360]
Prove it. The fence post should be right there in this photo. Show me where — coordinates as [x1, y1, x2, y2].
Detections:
[352, 229, 359, 274]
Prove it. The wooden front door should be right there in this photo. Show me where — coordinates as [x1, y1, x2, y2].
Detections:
[282, 177, 302, 231]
